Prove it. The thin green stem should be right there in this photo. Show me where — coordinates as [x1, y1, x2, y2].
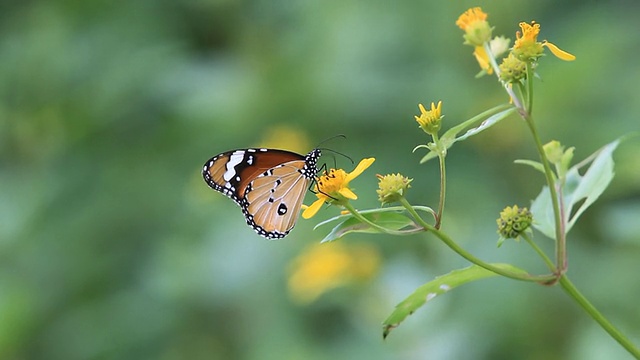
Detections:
[559, 275, 640, 358]
[526, 63, 535, 115]
[524, 116, 566, 274]
[435, 150, 446, 228]
[483, 41, 526, 116]
[428, 226, 556, 283]
[398, 200, 551, 282]
[399, 197, 430, 226]
[522, 232, 556, 273]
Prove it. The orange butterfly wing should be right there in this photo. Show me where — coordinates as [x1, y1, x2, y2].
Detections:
[242, 160, 311, 238]
[202, 148, 321, 239]
[203, 149, 305, 205]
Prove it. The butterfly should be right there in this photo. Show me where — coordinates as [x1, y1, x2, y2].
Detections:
[202, 148, 321, 239]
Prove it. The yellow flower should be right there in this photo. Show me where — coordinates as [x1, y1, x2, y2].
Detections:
[456, 7, 492, 46]
[288, 242, 380, 304]
[513, 21, 575, 62]
[302, 158, 375, 219]
[414, 101, 443, 135]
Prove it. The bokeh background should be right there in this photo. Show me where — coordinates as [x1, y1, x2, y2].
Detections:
[2, 0, 640, 359]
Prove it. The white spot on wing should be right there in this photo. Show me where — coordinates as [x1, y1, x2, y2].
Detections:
[439, 284, 450, 291]
[223, 151, 245, 182]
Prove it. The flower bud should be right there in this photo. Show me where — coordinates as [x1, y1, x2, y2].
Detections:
[497, 205, 533, 245]
[376, 173, 412, 205]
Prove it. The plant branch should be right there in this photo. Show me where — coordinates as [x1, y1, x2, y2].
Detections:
[559, 275, 640, 358]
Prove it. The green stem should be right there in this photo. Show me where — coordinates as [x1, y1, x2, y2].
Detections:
[429, 226, 555, 283]
[559, 275, 640, 358]
[483, 41, 526, 115]
[526, 63, 534, 114]
[524, 116, 566, 274]
[435, 149, 446, 228]
[522, 232, 556, 273]
[398, 200, 552, 282]
[399, 197, 430, 225]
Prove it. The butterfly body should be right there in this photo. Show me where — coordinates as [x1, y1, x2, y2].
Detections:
[203, 148, 321, 239]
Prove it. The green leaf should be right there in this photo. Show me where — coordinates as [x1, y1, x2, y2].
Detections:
[319, 212, 419, 243]
[514, 159, 546, 174]
[418, 106, 515, 164]
[565, 139, 619, 231]
[382, 264, 528, 339]
[453, 108, 516, 143]
[531, 138, 621, 239]
[530, 186, 555, 239]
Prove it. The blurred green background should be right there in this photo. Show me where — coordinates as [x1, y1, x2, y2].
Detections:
[2, 0, 640, 359]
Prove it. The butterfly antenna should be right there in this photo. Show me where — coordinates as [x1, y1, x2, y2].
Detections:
[317, 148, 354, 165]
[316, 134, 346, 148]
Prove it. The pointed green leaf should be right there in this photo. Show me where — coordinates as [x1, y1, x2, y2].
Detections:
[565, 139, 619, 230]
[419, 149, 439, 164]
[530, 186, 556, 239]
[453, 108, 516, 143]
[514, 159, 546, 174]
[531, 138, 621, 239]
[418, 106, 515, 164]
[382, 264, 528, 339]
[320, 212, 419, 243]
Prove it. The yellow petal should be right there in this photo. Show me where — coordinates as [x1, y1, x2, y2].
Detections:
[302, 199, 325, 219]
[344, 158, 375, 184]
[543, 41, 575, 61]
[339, 187, 358, 200]
[473, 46, 493, 74]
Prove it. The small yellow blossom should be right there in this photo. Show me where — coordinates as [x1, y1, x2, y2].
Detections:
[302, 158, 375, 219]
[513, 22, 544, 61]
[414, 101, 443, 135]
[496, 205, 533, 245]
[513, 21, 575, 62]
[376, 173, 412, 205]
[288, 242, 380, 304]
[456, 7, 492, 46]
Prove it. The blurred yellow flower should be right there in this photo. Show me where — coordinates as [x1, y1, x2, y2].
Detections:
[260, 125, 310, 154]
[302, 158, 375, 219]
[414, 101, 443, 135]
[288, 242, 380, 304]
[513, 21, 575, 62]
[456, 7, 492, 46]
